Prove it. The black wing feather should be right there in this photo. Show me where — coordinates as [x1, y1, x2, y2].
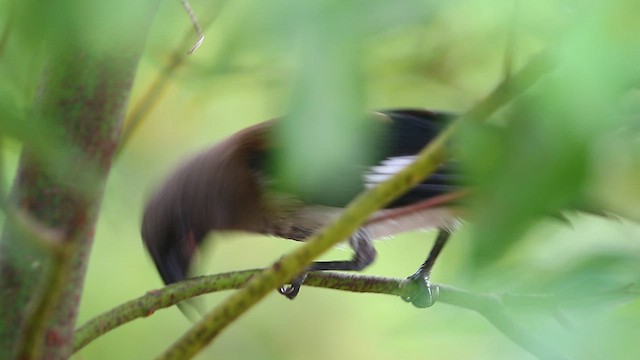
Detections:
[377, 109, 461, 208]
[253, 108, 462, 208]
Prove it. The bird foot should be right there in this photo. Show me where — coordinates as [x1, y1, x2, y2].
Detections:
[278, 273, 308, 300]
[400, 273, 438, 308]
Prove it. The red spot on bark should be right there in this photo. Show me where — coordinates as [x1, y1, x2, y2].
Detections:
[46, 330, 64, 346]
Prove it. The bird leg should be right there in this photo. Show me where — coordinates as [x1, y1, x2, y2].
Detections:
[279, 229, 377, 299]
[401, 228, 451, 308]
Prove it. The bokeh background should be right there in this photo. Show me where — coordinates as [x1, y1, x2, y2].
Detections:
[2, 0, 640, 359]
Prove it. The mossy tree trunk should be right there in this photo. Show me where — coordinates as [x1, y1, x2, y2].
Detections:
[0, 1, 160, 358]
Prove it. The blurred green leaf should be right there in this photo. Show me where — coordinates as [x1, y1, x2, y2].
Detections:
[272, 1, 370, 204]
[463, 0, 640, 269]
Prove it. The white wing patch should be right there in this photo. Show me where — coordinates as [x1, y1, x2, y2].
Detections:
[363, 156, 417, 188]
[365, 207, 461, 240]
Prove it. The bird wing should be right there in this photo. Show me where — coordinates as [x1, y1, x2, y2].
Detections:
[253, 109, 464, 208]
[366, 109, 464, 208]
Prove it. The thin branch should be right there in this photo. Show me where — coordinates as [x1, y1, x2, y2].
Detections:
[73, 270, 255, 352]
[73, 270, 611, 360]
[73, 267, 639, 354]
[117, 53, 183, 154]
[180, 0, 205, 54]
[153, 48, 555, 360]
[117, 1, 226, 155]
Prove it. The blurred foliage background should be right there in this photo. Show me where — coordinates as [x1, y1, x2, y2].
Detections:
[1, 0, 640, 359]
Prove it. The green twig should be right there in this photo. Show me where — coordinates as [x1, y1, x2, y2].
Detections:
[117, 1, 227, 155]
[74, 270, 590, 360]
[73, 270, 256, 352]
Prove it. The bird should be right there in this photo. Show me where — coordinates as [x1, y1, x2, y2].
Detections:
[141, 109, 465, 307]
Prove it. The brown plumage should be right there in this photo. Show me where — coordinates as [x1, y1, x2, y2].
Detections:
[142, 121, 273, 284]
[142, 109, 462, 302]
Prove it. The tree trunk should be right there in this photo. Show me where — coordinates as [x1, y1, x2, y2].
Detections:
[0, 1, 160, 358]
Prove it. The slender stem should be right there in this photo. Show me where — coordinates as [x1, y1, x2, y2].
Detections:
[74, 269, 604, 360]
[180, 0, 205, 54]
[73, 270, 257, 352]
[117, 1, 227, 155]
[117, 53, 183, 153]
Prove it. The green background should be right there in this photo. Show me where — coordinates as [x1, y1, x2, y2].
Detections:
[1, 0, 639, 359]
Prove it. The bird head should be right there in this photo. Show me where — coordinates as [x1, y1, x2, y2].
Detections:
[141, 122, 271, 286]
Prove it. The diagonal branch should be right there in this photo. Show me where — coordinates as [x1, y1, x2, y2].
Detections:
[117, 1, 228, 155]
[148, 50, 551, 360]
[155, 47, 554, 360]
[157, 123, 454, 359]
[179, 0, 205, 54]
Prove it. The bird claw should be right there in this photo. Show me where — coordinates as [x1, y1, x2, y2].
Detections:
[278, 284, 300, 299]
[278, 273, 308, 300]
[400, 274, 438, 308]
